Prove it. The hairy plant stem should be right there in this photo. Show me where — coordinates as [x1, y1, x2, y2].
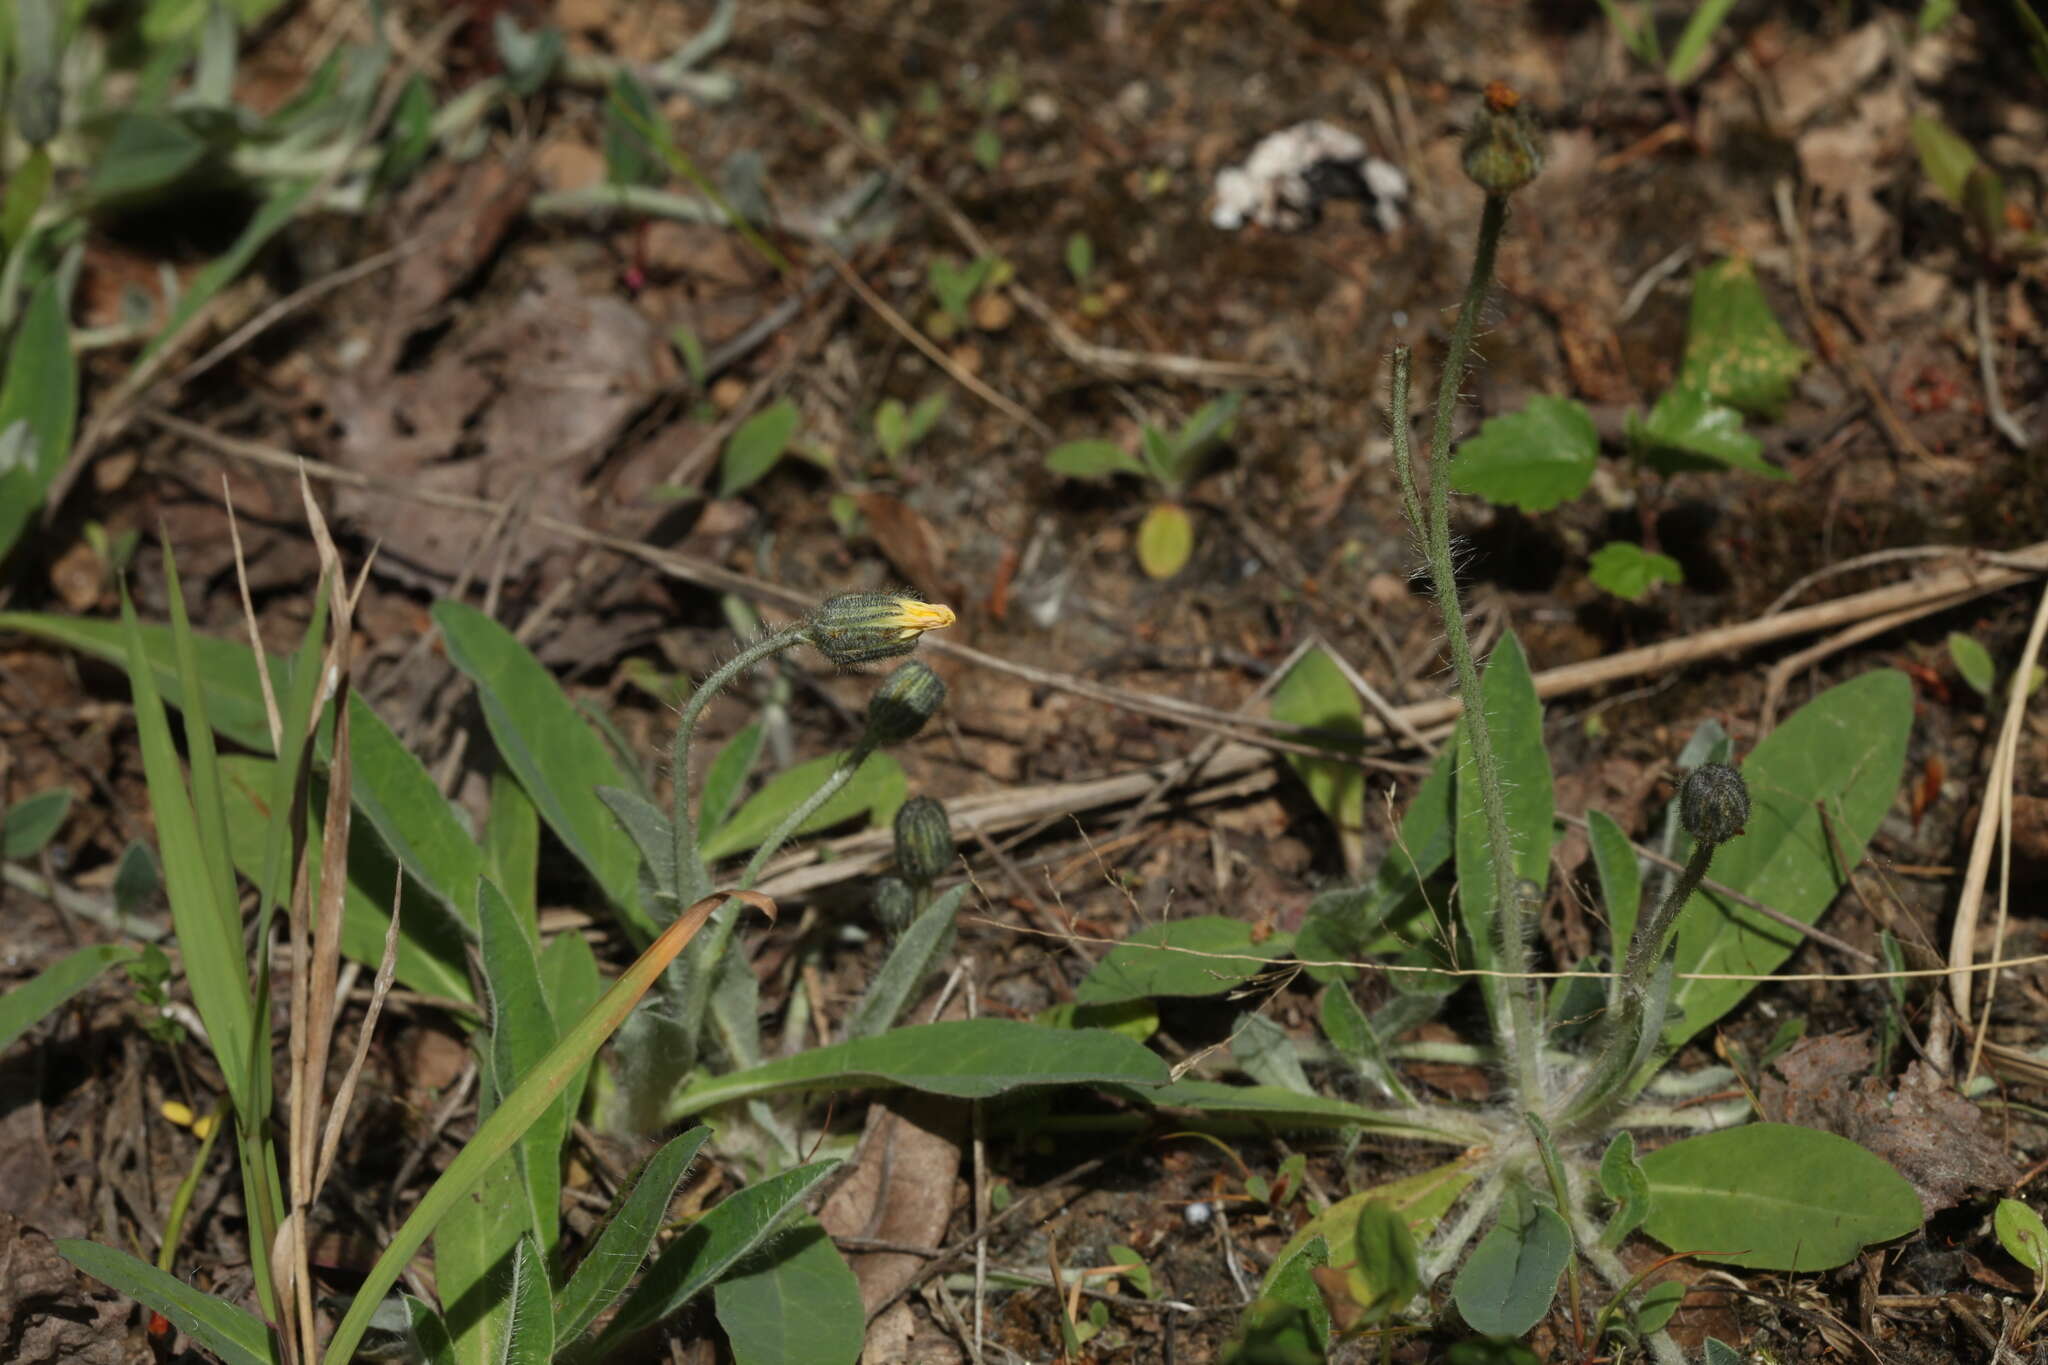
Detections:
[669, 625, 807, 905]
[1388, 192, 1539, 1100]
[1560, 836, 1724, 1134]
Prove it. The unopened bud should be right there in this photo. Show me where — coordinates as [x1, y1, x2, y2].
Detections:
[1679, 763, 1749, 846]
[862, 660, 945, 747]
[1461, 81, 1542, 196]
[873, 876, 916, 935]
[894, 796, 955, 883]
[805, 593, 955, 667]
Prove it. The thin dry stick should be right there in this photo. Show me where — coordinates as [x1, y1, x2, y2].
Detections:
[1974, 277, 2031, 451]
[1757, 587, 1979, 733]
[1955, 582, 2048, 1073]
[317, 874, 402, 1193]
[141, 408, 2048, 756]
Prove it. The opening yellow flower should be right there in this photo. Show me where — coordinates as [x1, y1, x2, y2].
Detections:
[805, 593, 956, 666]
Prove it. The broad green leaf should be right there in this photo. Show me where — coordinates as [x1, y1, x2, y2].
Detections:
[434, 601, 653, 941]
[1267, 1158, 1479, 1304]
[57, 1240, 278, 1365]
[1352, 1199, 1421, 1321]
[1038, 998, 1159, 1042]
[0, 146, 52, 250]
[351, 692, 485, 934]
[1634, 1278, 1685, 1334]
[88, 112, 214, 199]
[1456, 634, 1553, 1026]
[139, 178, 317, 373]
[1678, 258, 1809, 417]
[0, 944, 144, 1054]
[1045, 439, 1144, 480]
[1232, 1011, 1314, 1096]
[698, 723, 764, 835]
[1318, 984, 1407, 1102]
[1598, 1132, 1651, 1249]
[1628, 387, 1771, 477]
[713, 1217, 863, 1365]
[668, 1018, 1169, 1121]
[539, 928, 603, 1131]
[1065, 231, 1095, 284]
[1665, 671, 1912, 1049]
[404, 1296, 456, 1365]
[1703, 1340, 1744, 1365]
[1629, 385, 1782, 478]
[717, 399, 800, 498]
[1258, 1236, 1330, 1354]
[1996, 1198, 2048, 1272]
[1586, 808, 1642, 957]
[1135, 502, 1194, 579]
[1295, 739, 1457, 982]
[0, 273, 76, 565]
[1453, 1186, 1572, 1338]
[1077, 915, 1287, 1004]
[1271, 646, 1366, 857]
[1588, 541, 1683, 602]
[1164, 390, 1243, 485]
[844, 882, 966, 1039]
[1448, 394, 1599, 512]
[1221, 1297, 1322, 1365]
[698, 750, 904, 862]
[553, 1127, 710, 1349]
[1911, 112, 1979, 204]
[1638, 1123, 1922, 1270]
[325, 884, 733, 1363]
[2, 786, 71, 858]
[218, 757, 473, 1006]
[1948, 632, 1996, 698]
[602, 70, 662, 188]
[574, 1161, 838, 1362]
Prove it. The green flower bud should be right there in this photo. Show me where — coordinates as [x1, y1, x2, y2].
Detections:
[873, 875, 916, 935]
[805, 592, 955, 667]
[894, 795, 955, 884]
[862, 660, 946, 747]
[1680, 763, 1750, 846]
[1461, 81, 1542, 196]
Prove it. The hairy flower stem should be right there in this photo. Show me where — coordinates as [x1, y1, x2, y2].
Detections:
[1388, 192, 1538, 1099]
[669, 626, 807, 904]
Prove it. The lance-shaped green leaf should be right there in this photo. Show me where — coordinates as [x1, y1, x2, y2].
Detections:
[667, 1018, 1168, 1122]
[844, 882, 967, 1040]
[699, 749, 904, 861]
[57, 1240, 278, 1365]
[0, 272, 77, 566]
[1078, 915, 1288, 1005]
[553, 1127, 710, 1349]
[2, 787, 72, 858]
[1599, 1132, 1652, 1249]
[568, 1160, 838, 1363]
[1270, 646, 1366, 861]
[1, 944, 144, 1054]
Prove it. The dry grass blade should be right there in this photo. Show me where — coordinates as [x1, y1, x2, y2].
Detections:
[315, 871, 402, 1196]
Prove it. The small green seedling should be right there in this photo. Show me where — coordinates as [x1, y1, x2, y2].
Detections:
[1449, 256, 1805, 601]
[1911, 113, 2043, 261]
[874, 390, 949, 465]
[1593, 0, 1740, 87]
[927, 254, 1000, 336]
[1044, 391, 1244, 579]
[1997, 1198, 2048, 1343]
[1949, 630, 2046, 702]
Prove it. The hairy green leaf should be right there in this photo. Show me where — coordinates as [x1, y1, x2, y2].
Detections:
[553, 1128, 710, 1349]
[1078, 915, 1288, 1004]
[1448, 394, 1599, 512]
[713, 1218, 863, 1365]
[1453, 1186, 1572, 1338]
[58, 1240, 278, 1365]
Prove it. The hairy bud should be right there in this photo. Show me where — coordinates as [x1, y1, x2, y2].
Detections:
[894, 796, 955, 884]
[873, 876, 916, 935]
[862, 660, 946, 747]
[805, 593, 955, 667]
[1679, 763, 1750, 846]
[1461, 81, 1542, 196]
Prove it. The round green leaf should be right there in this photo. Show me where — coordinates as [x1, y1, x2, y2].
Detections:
[1136, 502, 1194, 579]
[1996, 1198, 2048, 1272]
[1453, 1189, 1571, 1338]
[1448, 395, 1599, 513]
[1587, 541, 1683, 602]
[1639, 1123, 1923, 1270]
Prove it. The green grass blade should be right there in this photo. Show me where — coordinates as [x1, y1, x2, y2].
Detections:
[58, 1239, 279, 1365]
[572, 1160, 837, 1362]
[120, 592, 256, 1112]
[1666, 0, 1737, 84]
[0, 944, 143, 1053]
[323, 892, 734, 1365]
[552, 1126, 709, 1350]
[159, 546, 239, 919]
[135, 178, 316, 373]
[433, 601, 653, 941]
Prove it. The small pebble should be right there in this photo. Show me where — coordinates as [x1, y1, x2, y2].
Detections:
[1183, 1201, 1213, 1227]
